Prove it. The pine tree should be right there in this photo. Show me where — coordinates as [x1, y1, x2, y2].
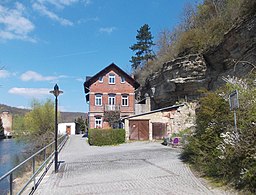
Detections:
[130, 24, 155, 70]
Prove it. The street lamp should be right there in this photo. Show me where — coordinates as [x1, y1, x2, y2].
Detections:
[50, 84, 63, 173]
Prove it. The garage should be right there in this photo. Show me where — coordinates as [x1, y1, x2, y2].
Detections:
[129, 120, 149, 140]
[152, 122, 167, 139]
[123, 104, 186, 141]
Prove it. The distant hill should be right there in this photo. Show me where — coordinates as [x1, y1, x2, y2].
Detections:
[59, 112, 87, 123]
[0, 104, 87, 123]
[0, 104, 29, 115]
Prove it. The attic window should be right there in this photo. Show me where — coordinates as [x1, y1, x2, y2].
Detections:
[99, 76, 103, 82]
[121, 76, 125, 83]
[109, 74, 115, 84]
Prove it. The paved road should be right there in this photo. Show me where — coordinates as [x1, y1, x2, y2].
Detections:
[35, 135, 235, 195]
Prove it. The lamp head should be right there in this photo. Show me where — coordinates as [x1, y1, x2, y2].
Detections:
[54, 84, 59, 91]
[50, 84, 63, 97]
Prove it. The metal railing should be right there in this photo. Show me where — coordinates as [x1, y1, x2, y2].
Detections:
[104, 104, 120, 111]
[0, 134, 68, 195]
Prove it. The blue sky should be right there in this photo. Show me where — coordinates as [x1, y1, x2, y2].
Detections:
[0, 0, 198, 113]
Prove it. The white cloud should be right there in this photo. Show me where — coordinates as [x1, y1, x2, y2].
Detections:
[20, 71, 58, 81]
[33, 0, 90, 26]
[37, 0, 88, 9]
[0, 2, 36, 42]
[32, 2, 73, 26]
[0, 70, 11, 78]
[77, 16, 99, 24]
[8, 87, 51, 97]
[99, 27, 117, 34]
[76, 78, 84, 82]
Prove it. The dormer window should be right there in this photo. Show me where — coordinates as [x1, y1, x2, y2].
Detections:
[121, 76, 125, 83]
[109, 74, 115, 84]
[99, 76, 103, 82]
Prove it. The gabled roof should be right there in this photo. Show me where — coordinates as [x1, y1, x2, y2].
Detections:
[84, 63, 140, 93]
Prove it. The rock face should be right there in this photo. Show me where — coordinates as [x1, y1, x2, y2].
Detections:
[140, 14, 256, 109]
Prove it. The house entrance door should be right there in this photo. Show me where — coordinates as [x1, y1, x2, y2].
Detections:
[66, 126, 71, 135]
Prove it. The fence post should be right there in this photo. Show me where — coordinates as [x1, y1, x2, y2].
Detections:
[32, 157, 36, 189]
[44, 149, 47, 171]
[9, 172, 13, 195]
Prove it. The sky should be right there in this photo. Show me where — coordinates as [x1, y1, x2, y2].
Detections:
[0, 0, 198, 113]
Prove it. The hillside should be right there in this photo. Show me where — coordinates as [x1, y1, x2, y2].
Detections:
[0, 104, 87, 123]
[136, 0, 256, 109]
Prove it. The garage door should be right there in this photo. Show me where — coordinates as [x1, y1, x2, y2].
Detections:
[152, 123, 167, 139]
[129, 120, 149, 140]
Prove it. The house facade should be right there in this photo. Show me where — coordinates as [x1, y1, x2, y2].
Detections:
[84, 63, 140, 129]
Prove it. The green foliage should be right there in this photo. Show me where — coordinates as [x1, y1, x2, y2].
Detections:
[88, 128, 125, 146]
[13, 115, 26, 133]
[171, 128, 191, 138]
[24, 99, 55, 135]
[130, 24, 156, 70]
[181, 76, 256, 193]
[103, 111, 120, 128]
[75, 116, 87, 133]
[15, 99, 56, 149]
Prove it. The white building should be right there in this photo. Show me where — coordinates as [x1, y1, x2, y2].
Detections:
[58, 123, 76, 135]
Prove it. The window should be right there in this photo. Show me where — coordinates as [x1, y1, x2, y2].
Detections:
[95, 94, 102, 106]
[121, 76, 125, 83]
[109, 74, 115, 84]
[122, 95, 128, 106]
[95, 117, 102, 128]
[99, 76, 103, 82]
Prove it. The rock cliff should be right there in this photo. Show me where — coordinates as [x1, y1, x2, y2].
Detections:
[139, 14, 256, 109]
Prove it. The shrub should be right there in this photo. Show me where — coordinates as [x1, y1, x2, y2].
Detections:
[88, 128, 125, 146]
[181, 75, 256, 193]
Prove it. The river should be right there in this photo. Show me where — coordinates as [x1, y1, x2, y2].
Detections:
[0, 138, 28, 194]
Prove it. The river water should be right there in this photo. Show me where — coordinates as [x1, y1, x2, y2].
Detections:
[0, 139, 28, 194]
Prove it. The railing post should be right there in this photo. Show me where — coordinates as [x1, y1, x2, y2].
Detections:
[9, 172, 13, 195]
[32, 157, 36, 189]
[44, 149, 47, 171]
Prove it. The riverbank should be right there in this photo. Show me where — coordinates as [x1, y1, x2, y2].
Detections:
[0, 135, 13, 140]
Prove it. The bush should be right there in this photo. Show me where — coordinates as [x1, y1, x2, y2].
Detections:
[181, 76, 256, 193]
[88, 128, 125, 146]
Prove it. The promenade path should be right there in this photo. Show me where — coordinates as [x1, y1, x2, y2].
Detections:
[35, 135, 235, 195]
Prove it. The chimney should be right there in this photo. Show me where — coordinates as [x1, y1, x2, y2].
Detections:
[145, 93, 151, 111]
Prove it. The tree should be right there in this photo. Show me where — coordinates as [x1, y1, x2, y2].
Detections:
[130, 24, 156, 70]
[13, 115, 26, 134]
[20, 99, 56, 149]
[24, 99, 55, 135]
[75, 116, 87, 133]
[104, 111, 120, 128]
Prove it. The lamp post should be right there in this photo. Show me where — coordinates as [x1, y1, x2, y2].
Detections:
[50, 84, 63, 173]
